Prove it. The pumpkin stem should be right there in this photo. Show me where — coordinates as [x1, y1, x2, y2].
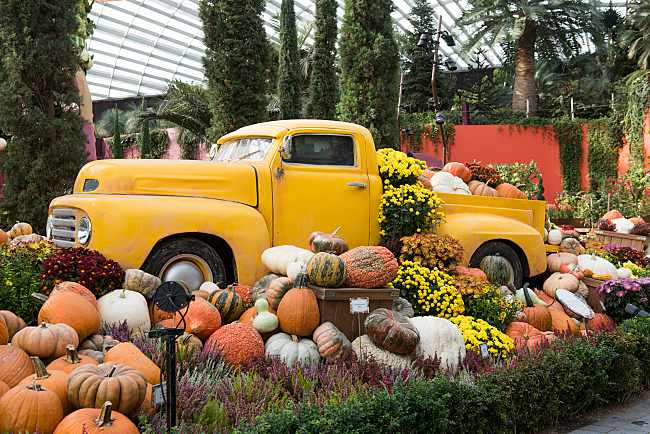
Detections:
[64, 345, 81, 364]
[95, 401, 115, 427]
[106, 365, 118, 378]
[30, 357, 51, 379]
[522, 283, 534, 308]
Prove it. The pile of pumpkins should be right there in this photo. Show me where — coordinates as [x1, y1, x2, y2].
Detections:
[419, 161, 528, 200]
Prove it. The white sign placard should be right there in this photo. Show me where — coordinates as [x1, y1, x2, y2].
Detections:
[350, 297, 370, 314]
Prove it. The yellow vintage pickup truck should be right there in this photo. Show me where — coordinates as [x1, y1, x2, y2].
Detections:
[48, 120, 546, 290]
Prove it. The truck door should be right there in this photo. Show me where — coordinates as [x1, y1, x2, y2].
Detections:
[271, 133, 371, 249]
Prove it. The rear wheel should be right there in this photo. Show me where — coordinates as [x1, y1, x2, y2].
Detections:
[144, 238, 227, 291]
[469, 241, 525, 289]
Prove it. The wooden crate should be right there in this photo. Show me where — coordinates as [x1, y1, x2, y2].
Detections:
[594, 230, 647, 251]
[310, 286, 399, 341]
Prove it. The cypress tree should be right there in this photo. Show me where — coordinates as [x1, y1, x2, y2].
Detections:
[278, 0, 302, 119]
[338, 0, 400, 148]
[307, 0, 338, 119]
[402, 0, 436, 113]
[200, 0, 270, 137]
[0, 0, 87, 231]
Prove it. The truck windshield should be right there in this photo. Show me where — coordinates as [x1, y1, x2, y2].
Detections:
[212, 137, 273, 162]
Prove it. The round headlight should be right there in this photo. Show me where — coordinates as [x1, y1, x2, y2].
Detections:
[46, 215, 53, 240]
[77, 216, 92, 245]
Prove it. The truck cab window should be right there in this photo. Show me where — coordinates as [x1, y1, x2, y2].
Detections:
[285, 135, 355, 166]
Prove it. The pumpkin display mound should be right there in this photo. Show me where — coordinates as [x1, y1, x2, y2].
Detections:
[410, 316, 466, 374]
[340, 246, 398, 289]
[204, 322, 265, 367]
[365, 308, 419, 355]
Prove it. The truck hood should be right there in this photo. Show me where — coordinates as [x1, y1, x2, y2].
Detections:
[74, 160, 258, 206]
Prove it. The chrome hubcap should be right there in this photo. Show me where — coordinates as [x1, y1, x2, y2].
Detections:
[160, 254, 212, 291]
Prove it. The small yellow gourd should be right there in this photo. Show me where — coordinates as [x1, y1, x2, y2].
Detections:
[252, 298, 278, 333]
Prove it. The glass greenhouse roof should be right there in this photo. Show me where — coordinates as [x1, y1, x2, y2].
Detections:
[87, 0, 629, 100]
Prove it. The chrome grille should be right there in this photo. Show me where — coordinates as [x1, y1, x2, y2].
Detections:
[51, 208, 76, 248]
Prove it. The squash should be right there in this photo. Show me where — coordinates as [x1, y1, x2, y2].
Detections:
[7, 222, 32, 239]
[251, 298, 278, 333]
[548, 308, 580, 336]
[261, 245, 314, 275]
[0, 382, 63, 434]
[54, 401, 139, 434]
[51, 282, 97, 309]
[352, 335, 412, 370]
[543, 272, 579, 298]
[555, 289, 594, 320]
[208, 287, 246, 324]
[312, 322, 351, 360]
[340, 246, 398, 288]
[454, 266, 488, 281]
[442, 162, 472, 182]
[265, 277, 293, 310]
[306, 252, 346, 287]
[521, 284, 553, 331]
[277, 273, 320, 336]
[392, 297, 415, 318]
[586, 313, 615, 332]
[48, 345, 98, 374]
[309, 227, 349, 255]
[38, 291, 100, 341]
[265, 333, 320, 367]
[172, 297, 221, 340]
[67, 363, 147, 415]
[11, 322, 79, 359]
[602, 209, 623, 221]
[468, 180, 497, 197]
[496, 183, 527, 200]
[104, 342, 160, 384]
[79, 334, 120, 364]
[287, 260, 306, 281]
[19, 357, 71, 414]
[410, 316, 466, 373]
[547, 253, 579, 272]
[0, 344, 34, 387]
[479, 254, 513, 286]
[365, 308, 420, 354]
[547, 229, 562, 245]
[98, 289, 151, 336]
[0, 311, 26, 339]
[123, 269, 161, 299]
[204, 322, 265, 367]
[577, 255, 618, 278]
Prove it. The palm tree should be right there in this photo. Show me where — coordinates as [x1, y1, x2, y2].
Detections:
[461, 0, 597, 114]
[626, 0, 650, 70]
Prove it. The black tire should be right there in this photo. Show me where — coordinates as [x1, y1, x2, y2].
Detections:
[143, 237, 227, 287]
[469, 241, 525, 289]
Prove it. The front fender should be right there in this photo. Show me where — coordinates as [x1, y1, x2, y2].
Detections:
[438, 213, 546, 277]
[49, 195, 271, 284]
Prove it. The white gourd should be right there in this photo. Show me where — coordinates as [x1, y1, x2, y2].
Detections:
[612, 217, 634, 234]
[351, 335, 412, 370]
[577, 255, 618, 278]
[261, 246, 314, 275]
[547, 229, 563, 245]
[199, 281, 220, 295]
[265, 333, 320, 367]
[252, 298, 278, 333]
[97, 289, 151, 336]
[410, 316, 466, 374]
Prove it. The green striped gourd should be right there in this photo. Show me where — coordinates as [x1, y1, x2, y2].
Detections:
[208, 288, 245, 324]
[306, 252, 346, 288]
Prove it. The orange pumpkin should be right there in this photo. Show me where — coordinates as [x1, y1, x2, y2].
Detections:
[546, 253, 578, 273]
[496, 183, 527, 200]
[51, 282, 97, 308]
[586, 313, 615, 332]
[442, 162, 472, 182]
[0, 382, 63, 434]
[0, 344, 34, 387]
[277, 274, 320, 337]
[521, 286, 553, 331]
[48, 345, 99, 374]
[204, 322, 264, 367]
[468, 180, 497, 197]
[19, 357, 71, 414]
[54, 401, 140, 434]
[104, 342, 161, 384]
[172, 297, 221, 341]
[454, 266, 488, 281]
[0, 316, 7, 345]
[0, 310, 26, 339]
[38, 291, 100, 341]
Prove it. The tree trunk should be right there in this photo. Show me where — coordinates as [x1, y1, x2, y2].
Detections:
[512, 20, 537, 114]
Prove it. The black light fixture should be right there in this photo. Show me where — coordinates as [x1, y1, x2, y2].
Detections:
[417, 32, 432, 48]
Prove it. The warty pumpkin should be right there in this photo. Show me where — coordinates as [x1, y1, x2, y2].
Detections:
[306, 252, 346, 288]
[19, 357, 71, 414]
[442, 162, 472, 182]
[98, 289, 151, 336]
[0, 382, 63, 434]
[104, 342, 161, 384]
[172, 297, 221, 340]
[365, 308, 420, 354]
[51, 282, 97, 308]
[48, 345, 98, 374]
[521, 284, 553, 331]
[38, 291, 100, 341]
[265, 277, 293, 310]
[0, 310, 26, 339]
[67, 363, 147, 415]
[265, 333, 320, 367]
[468, 180, 497, 197]
[479, 254, 513, 286]
[340, 246, 398, 288]
[204, 322, 265, 367]
[309, 227, 349, 255]
[11, 322, 79, 359]
[277, 273, 320, 336]
[7, 221, 32, 239]
[208, 287, 246, 323]
[54, 401, 140, 434]
[496, 182, 527, 200]
[123, 269, 161, 299]
[0, 344, 34, 387]
[312, 322, 351, 360]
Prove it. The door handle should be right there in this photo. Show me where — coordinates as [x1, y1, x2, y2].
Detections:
[347, 182, 367, 188]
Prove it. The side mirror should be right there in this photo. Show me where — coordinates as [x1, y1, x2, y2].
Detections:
[281, 136, 292, 161]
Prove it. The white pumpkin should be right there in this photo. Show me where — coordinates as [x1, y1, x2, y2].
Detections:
[199, 281, 220, 295]
[617, 267, 633, 279]
[429, 171, 470, 195]
[612, 217, 634, 234]
[577, 255, 618, 278]
[265, 333, 320, 367]
[410, 316, 466, 374]
[286, 260, 306, 281]
[547, 229, 563, 245]
[351, 335, 412, 370]
[97, 289, 151, 335]
[261, 246, 314, 275]
[252, 298, 278, 333]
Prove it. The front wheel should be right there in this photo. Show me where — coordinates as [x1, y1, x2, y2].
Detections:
[143, 238, 227, 291]
[469, 241, 525, 289]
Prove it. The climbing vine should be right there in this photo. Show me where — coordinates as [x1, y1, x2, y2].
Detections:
[587, 118, 623, 191]
[623, 72, 650, 168]
[553, 118, 583, 193]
